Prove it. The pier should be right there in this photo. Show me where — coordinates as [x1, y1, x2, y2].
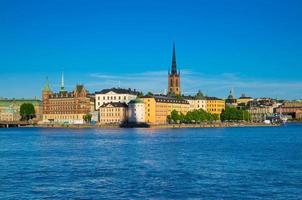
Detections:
[0, 121, 31, 128]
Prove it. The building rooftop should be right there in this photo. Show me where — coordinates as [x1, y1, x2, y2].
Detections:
[100, 102, 128, 108]
[0, 99, 42, 107]
[95, 88, 140, 95]
[129, 98, 144, 104]
[239, 94, 253, 99]
[48, 85, 88, 99]
[142, 95, 189, 104]
[205, 96, 223, 101]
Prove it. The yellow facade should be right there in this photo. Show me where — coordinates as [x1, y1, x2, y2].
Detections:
[206, 98, 225, 115]
[237, 98, 253, 105]
[143, 96, 190, 124]
[43, 114, 86, 123]
[99, 103, 128, 124]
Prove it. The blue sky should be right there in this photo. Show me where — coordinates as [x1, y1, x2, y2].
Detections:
[0, 0, 301, 99]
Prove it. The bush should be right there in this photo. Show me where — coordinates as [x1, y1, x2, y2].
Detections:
[20, 103, 36, 121]
[168, 109, 219, 123]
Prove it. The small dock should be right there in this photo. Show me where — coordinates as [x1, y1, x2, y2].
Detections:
[0, 121, 31, 128]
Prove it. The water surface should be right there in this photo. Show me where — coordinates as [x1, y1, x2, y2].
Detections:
[1, 124, 302, 199]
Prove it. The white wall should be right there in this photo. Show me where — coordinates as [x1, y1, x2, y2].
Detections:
[95, 91, 137, 110]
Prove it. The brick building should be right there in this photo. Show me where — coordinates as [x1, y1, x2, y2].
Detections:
[42, 75, 91, 124]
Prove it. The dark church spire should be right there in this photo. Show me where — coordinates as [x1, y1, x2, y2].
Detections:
[171, 43, 177, 74]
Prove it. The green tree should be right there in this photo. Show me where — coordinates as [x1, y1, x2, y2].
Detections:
[83, 114, 92, 123]
[168, 108, 221, 124]
[221, 106, 250, 121]
[20, 103, 36, 121]
[137, 91, 144, 97]
[170, 110, 180, 123]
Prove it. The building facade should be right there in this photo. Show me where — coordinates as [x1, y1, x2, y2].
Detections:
[248, 106, 274, 122]
[99, 102, 128, 124]
[0, 108, 20, 121]
[168, 44, 181, 96]
[0, 99, 42, 121]
[142, 95, 190, 124]
[128, 99, 145, 123]
[206, 97, 225, 115]
[275, 101, 302, 119]
[95, 88, 139, 110]
[183, 91, 207, 111]
[42, 76, 91, 124]
[237, 94, 253, 105]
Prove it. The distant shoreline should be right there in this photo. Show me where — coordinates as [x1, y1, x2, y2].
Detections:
[17, 122, 280, 129]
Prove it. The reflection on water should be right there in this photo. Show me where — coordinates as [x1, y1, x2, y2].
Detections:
[1, 124, 302, 199]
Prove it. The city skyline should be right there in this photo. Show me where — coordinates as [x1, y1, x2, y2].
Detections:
[1, 0, 302, 99]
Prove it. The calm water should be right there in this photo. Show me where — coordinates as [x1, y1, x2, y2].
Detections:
[1, 124, 302, 199]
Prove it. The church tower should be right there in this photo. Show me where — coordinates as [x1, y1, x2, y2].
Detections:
[168, 43, 181, 96]
[42, 77, 52, 116]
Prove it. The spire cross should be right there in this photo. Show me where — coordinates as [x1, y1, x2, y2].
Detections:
[171, 43, 177, 74]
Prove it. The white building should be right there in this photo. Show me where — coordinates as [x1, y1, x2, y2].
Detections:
[128, 99, 145, 123]
[183, 91, 207, 111]
[95, 88, 139, 110]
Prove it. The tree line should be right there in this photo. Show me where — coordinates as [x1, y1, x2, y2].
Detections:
[167, 106, 250, 123]
[167, 109, 220, 123]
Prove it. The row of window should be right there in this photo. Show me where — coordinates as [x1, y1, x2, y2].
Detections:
[101, 119, 122, 123]
[100, 113, 121, 117]
[100, 108, 122, 112]
[97, 96, 130, 101]
[44, 115, 80, 120]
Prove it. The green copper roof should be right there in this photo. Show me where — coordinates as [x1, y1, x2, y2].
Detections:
[195, 90, 205, 100]
[129, 98, 144, 104]
[0, 99, 42, 107]
[43, 77, 52, 92]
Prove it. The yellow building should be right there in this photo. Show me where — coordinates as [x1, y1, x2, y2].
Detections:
[142, 95, 190, 124]
[206, 97, 225, 115]
[237, 94, 253, 105]
[99, 102, 128, 124]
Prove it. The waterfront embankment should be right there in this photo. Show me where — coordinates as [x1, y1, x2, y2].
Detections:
[31, 122, 279, 129]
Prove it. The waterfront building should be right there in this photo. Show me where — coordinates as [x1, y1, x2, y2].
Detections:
[89, 94, 96, 112]
[0, 98, 42, 121]
[95, 88, 139, 110]
[42, 76, 91, 124]
[248, 106, 274, 122]
[0, 107, 20, 121]
[206, 97, 225, 115]
[99, 102, 128, 124]
[275, 101, 302, 119]
[142, 95, 190, 124]
[128, 98, 145, 123]
[183, 91, 207, 111]
[168, 44, 181, 96]
[237, 94, 253, 105]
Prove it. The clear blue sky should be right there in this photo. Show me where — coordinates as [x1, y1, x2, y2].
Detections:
[0, 0, 301, 99]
